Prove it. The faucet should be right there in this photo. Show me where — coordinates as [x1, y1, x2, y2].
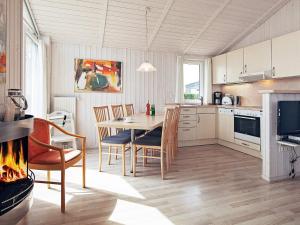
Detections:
[199, 96, 203, 105]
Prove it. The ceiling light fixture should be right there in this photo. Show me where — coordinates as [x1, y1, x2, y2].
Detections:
[137, 7, 157, 72]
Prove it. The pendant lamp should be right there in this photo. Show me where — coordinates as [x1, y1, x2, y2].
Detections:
[137, 7, 157, 72]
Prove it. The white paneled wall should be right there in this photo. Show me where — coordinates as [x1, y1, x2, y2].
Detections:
[232, 0, 300, 50]
[51, 43, 177, 148]
[0, 0, 22, 105]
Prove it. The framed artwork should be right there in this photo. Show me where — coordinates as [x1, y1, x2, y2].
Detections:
[0, 0, 6, 78]
[74, 59, 122, 93]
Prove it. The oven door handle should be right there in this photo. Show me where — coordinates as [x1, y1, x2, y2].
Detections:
[234, 115, 256, 120]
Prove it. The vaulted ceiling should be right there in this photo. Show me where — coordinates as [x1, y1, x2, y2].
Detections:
[28, 0, 289, 56]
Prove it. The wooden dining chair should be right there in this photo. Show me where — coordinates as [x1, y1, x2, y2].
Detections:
[94, 106, 131, 176]
[170, 106, 181, 160]
[28, 118, 86, 213]
[132, 108, 174, 179]
[124, 104, 134, 116]
[111, 104, 125, 119]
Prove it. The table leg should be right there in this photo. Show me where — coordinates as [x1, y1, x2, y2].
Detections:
[130, 129, 135, 173]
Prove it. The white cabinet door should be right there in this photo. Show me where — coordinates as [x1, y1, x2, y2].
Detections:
[212, 54, 226, 84]
[218, 111, 234, 143]
[244, 40, 271, 74]
[196, 114, 216, 139]
[272, 30, 300, 78]
[226, 48, 243, 83]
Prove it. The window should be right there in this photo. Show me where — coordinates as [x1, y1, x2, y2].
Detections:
[183, 62, 204, 103]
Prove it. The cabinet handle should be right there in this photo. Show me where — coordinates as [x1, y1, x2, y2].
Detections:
[244, 64, 247, 73]
[183, 129, 190, 131]
[272, 66, 275, 76]
[183, 122, 190, 125]
[241, 142, 249, 147]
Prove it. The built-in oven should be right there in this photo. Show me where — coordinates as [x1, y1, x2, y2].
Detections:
[234, 109, 262, 144]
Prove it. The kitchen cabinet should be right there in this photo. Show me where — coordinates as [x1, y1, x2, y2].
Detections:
[178, 107, 216, 143]
[272, 30, 300, 78]
[244, 40, 271, 74]
[226, 48, 243, 83]
[212, 54, 226, 84]
[196, 114, 216, 139]
[217, 108, 234, 143]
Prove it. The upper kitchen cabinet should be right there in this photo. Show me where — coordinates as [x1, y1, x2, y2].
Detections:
[272, 30, 300, 78]
[244, 40, 271, 74]
[212, 53, 226, 84]
[226, 48, 243, 83]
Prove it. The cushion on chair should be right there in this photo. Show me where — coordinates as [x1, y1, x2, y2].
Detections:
[147, 127, 162, 137]
[29, 149, 81, 164]
[118, 129, 145, 137]
[132, 135, 161, 146]
[28, 118, 51, 161]
[102, 134, 131, 144]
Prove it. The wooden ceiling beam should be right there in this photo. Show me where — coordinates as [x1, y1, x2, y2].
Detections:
[183, 0, 232, 54]
[100, 0, 109, 48]
[217, 0, 291, 55]
[147, 0, 175, 49]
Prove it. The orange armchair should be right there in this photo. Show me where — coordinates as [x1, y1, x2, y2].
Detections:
[28, 118, 86, 213]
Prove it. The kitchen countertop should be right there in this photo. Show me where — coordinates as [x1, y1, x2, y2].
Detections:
[259, 90, 300, 94]
[170, 104, 262, 111]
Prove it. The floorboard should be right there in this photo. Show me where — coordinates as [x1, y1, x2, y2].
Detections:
[18, 145, 300, 225]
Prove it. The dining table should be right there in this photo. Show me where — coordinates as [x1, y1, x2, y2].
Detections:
[96, 113, 164, 172]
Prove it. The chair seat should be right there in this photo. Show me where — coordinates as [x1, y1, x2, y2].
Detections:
[30, 149, 81, 164]
[102, 134, 131, 144]
[147, 127, 162, 137]
[119, 129, 145, 137]
[133, 135, 161, 146]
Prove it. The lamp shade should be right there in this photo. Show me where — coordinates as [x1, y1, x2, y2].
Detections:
[136, 61, 157, 72]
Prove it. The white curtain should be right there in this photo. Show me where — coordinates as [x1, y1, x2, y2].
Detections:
[24, 35, 51, 118]
[203, 58, 212, 104]
[175, 55, 184, 103]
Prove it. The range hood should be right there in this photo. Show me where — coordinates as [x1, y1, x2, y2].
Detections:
[239, 70, 272, 82]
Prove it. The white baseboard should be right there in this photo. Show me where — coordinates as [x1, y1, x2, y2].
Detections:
[178, 139, 218, 147]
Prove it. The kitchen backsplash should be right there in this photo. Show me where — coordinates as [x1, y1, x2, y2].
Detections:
[220, 76, 300, 106]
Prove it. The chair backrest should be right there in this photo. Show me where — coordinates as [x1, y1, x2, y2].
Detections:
[161, 108, 174, 148]
[111, 104, 124, 119]
[28, 118, 51, 161]
[93, 106, 111, 141]
[124, 104, 134, 116]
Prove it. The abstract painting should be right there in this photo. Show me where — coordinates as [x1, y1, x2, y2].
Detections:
[0, 0, 6, 77]
[74, 59, 122, 93]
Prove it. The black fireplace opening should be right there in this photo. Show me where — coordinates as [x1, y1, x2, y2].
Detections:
[0, 136, 34, 216]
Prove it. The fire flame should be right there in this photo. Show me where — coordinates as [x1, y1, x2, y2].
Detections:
[0, 140, 27, 183]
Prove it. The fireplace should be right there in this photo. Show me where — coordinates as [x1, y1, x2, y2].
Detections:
[0, 115, 34, 225]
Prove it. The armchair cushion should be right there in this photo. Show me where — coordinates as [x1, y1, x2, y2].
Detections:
[29, 118, 51, 161]
[29, 149, 81, 164]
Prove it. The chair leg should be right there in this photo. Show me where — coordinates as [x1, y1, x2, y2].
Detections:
[166, 145, 170, 171]
[82, 154, 86, 188]
[122, 145, 126, 176]
[99, 143, 102, 172]
[133, 145, 137, 177]
[115, 147, 118, 160]
[108, 146, 112, 165]
[161, 147, 164, 180]
[143, 147, 146, 167]
[47, 171, 51, 189]
[61, 168, 66, 213]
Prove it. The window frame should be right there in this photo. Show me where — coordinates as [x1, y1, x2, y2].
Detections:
[183, 60, 204, 103]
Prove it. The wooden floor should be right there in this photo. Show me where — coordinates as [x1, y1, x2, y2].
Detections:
[18, 145, 300, 225]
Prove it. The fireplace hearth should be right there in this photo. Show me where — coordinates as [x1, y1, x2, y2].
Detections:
[0, 115, 34, 225]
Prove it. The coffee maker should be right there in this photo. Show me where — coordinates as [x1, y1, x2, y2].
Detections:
[213, 92, 222, 105]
